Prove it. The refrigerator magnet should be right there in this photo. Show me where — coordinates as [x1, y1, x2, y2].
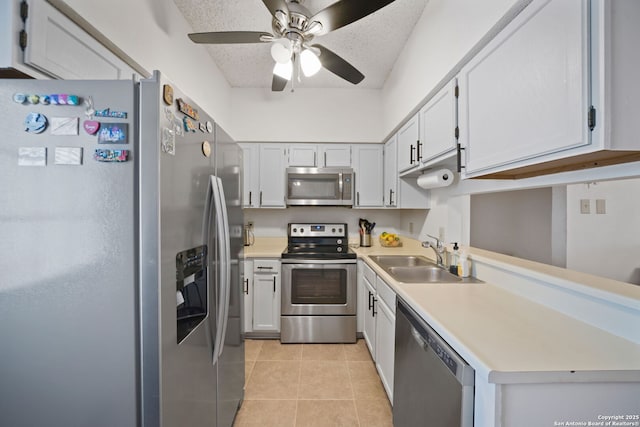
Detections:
[13, 93, 27, 104]
[54, 147, 83, 165]
[24, 112, 48, 134]
[198, 122, 206, 133]
[163, 84, 174, 105]
[162, 128, 176, 155]
[201, 141, 211, 157]
[83, 120, 100, 135]
[18, 147, 47, 166]
[94, 149, 129, 162]
[176, 98, 199, 120]
[50, 117, 80, 136]
[97, 123, 128, 144]
[95, 108, 127, 119]
[205, 121, 213, 133]
[183, 117, 197, 133]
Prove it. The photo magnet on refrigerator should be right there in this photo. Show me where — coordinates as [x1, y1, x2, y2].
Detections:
[50, 117, 80, 136]
[97, 123, 128, 144]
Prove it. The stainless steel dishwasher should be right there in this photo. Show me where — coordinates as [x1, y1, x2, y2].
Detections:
[393, 298, 475, 427]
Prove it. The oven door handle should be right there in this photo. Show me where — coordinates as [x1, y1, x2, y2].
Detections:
[280, 259, 357, 265]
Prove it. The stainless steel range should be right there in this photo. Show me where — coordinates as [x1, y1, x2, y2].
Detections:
[281, 223, 357, 343]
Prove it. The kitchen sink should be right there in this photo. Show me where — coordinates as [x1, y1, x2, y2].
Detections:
[368, 255, 477, 284]
[368, 255, 436, 268]
[386, 266, 462, 283]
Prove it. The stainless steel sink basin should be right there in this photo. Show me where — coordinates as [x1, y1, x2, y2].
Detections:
[368, 255, 471, 283]
[386, 266, 462, 283]
[368, 255, 436, 268]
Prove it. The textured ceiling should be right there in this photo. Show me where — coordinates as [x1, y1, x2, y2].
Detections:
[172, 0, 429, 89]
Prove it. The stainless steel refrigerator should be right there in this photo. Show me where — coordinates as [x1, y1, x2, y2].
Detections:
[0, 71, 244, 427]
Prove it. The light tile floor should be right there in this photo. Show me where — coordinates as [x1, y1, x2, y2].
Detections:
[234, 339, 393, 427]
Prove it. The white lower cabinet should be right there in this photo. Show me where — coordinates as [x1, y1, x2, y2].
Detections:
[246, 259, 280, 333]
[359, 260, 396, 403]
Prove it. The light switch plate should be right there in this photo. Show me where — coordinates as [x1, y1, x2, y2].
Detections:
[596, 199, 606, 214]
[580, 199, 590, 214]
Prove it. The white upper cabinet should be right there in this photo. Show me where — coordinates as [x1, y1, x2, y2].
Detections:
[239, 143, 260, 208]
[397, 114, 420, 173]
[23, 1, 140, 80]
[419, 79, 458, 165]
[288, 144, 318, 167]
[459, 0, 640, 179]
[320, 145, 352, 167]
[352, 144, 384, 208]
[258, 144, 287, 208]
[287, 144, 351, 167]
[383, 136, 398, 208]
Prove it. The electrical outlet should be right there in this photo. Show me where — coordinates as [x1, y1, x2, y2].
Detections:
[596, 199, 606, 214]
[438, 227, 445, 241]
[580, 199, 590, 214]
[409, 222, 414, 233]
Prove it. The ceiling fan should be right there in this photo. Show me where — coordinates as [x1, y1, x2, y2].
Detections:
[188, 0, 397, 91]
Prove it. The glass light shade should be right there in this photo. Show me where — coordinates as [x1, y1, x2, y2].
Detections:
[305, 21, 323, 35]
[273, 61, 293, 80]
[271, 41, 292, 64]
[300, 49, 321, 77]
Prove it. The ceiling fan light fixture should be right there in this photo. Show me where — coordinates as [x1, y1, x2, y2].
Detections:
[300, 48, 321, 77]
[270, 39, 292, 64]
[273, 60, 293, 80]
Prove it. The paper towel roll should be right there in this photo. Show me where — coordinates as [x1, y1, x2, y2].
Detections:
[416, 169, 455, 189]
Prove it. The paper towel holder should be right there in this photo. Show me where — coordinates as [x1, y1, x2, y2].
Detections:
[416, 168, 456, 189]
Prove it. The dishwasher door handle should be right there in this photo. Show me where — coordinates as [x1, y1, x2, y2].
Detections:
[411, 325, 428, 350]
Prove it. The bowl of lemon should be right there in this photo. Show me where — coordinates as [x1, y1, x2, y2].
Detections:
[379, 232, 402, 247]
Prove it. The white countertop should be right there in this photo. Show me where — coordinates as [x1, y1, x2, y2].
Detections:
[244, 236, 640, 384]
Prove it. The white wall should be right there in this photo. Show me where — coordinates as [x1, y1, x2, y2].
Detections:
[566, 178, 640, 285]
[381, 0, 519, 137]
[230, 87, 383, 143]
[59, 0, 233, 130]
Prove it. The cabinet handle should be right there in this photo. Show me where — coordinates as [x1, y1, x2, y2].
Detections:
[273, 276, 276, 293]
[314, 152, 317, 167]
[389, 189, 394, 206]
[257, 266, 273, 270]
[368, 291, 373, 310]
[243, 278, 249, 295]
[324, 152, 327, 167]
[357, 192, 360, 206]
[372, 297, 377, 317]
[249, 191, 252, 206]
[416, 140, 422, 161]
[259, 191, 263, 206]
[410, 145, 415, 164]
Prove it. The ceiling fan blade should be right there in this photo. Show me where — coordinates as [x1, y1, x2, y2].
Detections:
[272, 74, 288, 92]
[262, 0, 290, 22]
[188, 31, 273, 44]
[314, 44, 364, 85]
[308, 0, 397, 36]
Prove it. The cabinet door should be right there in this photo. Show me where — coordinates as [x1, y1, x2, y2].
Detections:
[375, 297, 395, 402]
[258, 144, 286, 207]
[383, 137, 398, 207]
[320, 145, 352, 167]
[288, 145, 318, 167]
[459, 0, 590, 177]
[252, 273, 280, 331]
[397, 114, 420, 172]
[419, 79, 458, 163]
[242, 260, 253, 333]
[24, 1, 140, 79]
[240, 143, 259, 208]
[353, 144, 383, 207]
[362, 276, 376, 357]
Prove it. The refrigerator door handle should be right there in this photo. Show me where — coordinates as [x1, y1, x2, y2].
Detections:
[215, 177, 232, 359]
[208, 175, 225, 366]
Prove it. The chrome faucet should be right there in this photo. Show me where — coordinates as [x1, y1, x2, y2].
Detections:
[421, 234, 445, 267]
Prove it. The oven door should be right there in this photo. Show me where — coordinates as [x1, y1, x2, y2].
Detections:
[281, 260, 357, 316]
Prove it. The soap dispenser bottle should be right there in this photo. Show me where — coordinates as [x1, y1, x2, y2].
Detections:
[449, 242, 459, 275]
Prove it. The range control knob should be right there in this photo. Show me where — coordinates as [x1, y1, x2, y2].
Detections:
[337, 239, 343, 245]
[337, 247, 343, 252]
[338, 228, 343, 233]
[332, 228, 336, 233]
[300, 228, 304, 233]
[293, 228, 297, 233]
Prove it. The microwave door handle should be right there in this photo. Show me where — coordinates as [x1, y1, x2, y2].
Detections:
[338, 172, 343, 197]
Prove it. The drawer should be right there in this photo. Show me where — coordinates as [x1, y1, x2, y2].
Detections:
[362, 260, 376, 286]
[253, 259, 280, 274]
[376, 276, 396, 314]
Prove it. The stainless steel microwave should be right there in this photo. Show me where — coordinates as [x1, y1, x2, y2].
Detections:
[285, 167, 354, 206]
